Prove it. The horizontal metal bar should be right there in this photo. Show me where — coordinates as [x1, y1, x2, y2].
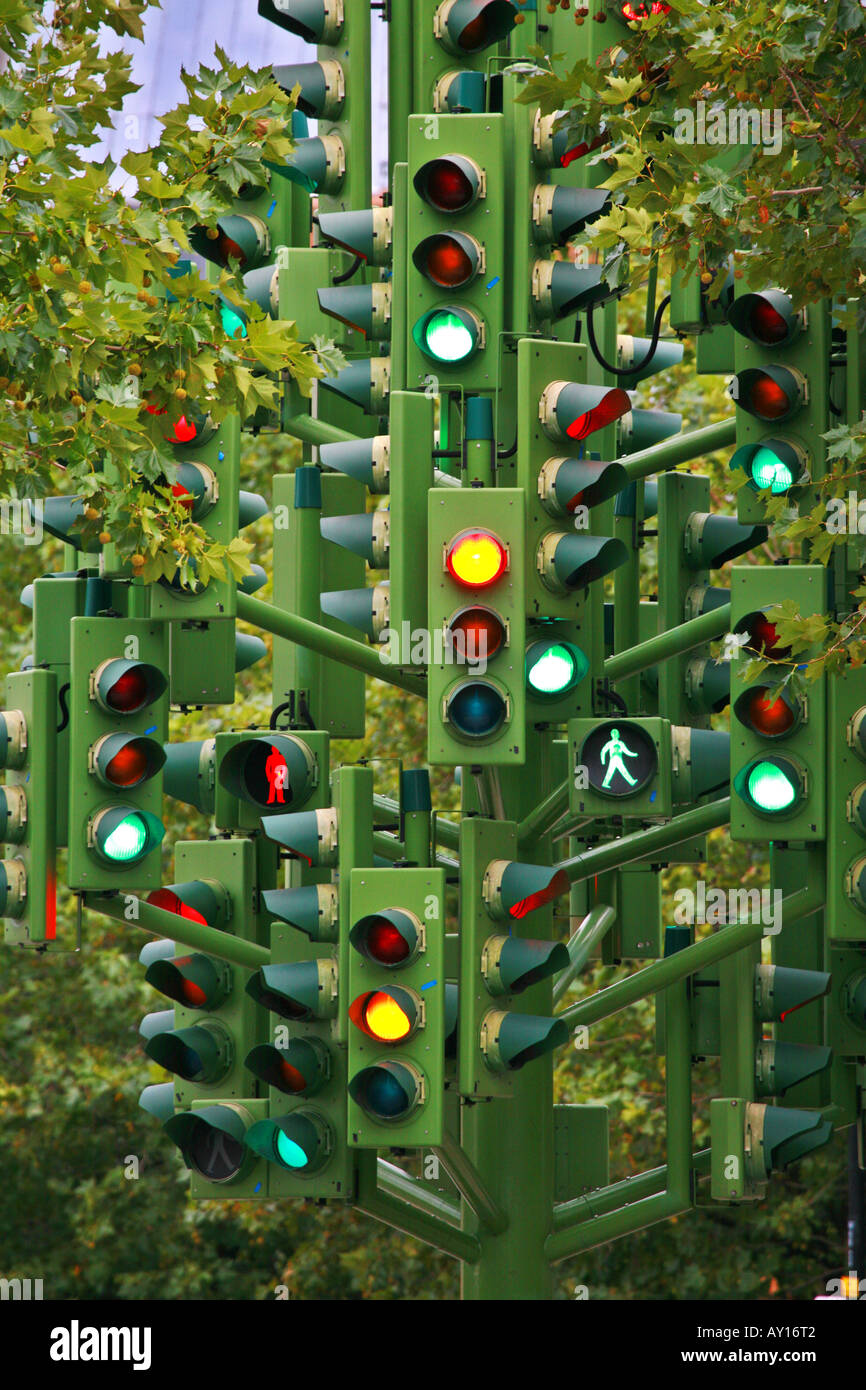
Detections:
[556, 798, 731, 885]
[622, 418, 736, 484]
[89, 893, 270, 971]
[236, 591, 427, 697]
[604, 604, 730, 683]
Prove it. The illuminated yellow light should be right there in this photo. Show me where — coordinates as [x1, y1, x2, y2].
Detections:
[446, 530, 507, 588]
[365, 991, 411, 1042]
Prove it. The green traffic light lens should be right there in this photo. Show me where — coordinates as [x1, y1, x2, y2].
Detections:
[747, 760, 797, 812]
[220, 302, 247, 339]
[104, 813, 149, 861]
[424, 310, 474, 362]
[276, 1130, 309, 1169]
[750, 447, 794, 493]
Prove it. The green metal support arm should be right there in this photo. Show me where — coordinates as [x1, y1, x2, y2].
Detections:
[236, 591, 427, 697]
[622, 418, 737, 485]
[553, 904, 617, 1005]
[354, 1153, 482, 1263]
[517, 778, 570, 849]
[283, 413, 361, 450]
[604, 604, 731, 684]
[433, 1130, 509, 1236]
[551, 1150, 712, 1231]
[556, 798, 731, 885]
[556, 878, 824, 1030]
[89, 893, 270, 971]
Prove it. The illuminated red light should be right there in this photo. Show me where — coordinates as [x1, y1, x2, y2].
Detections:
[747, 689, 795, 737]
[217, 232, 244, 266]
[446, 530, 508, 588]
[508, 870, 570, 919]
[621, 0, 670, 17]
[105, 741, 149, 788]
[278, 1059, 307, 1093]
[167, 415, 199, 444]
[424, 236, 474, 287]
[746, 374, 791, 421]
[449, 606, 506, 662]
[171, 482, 195, 509]
[366, 919, 411, 965]
[106, 669, 149, 713]
[147, 889, 208, 926]
[424, 160, 474, 212]
[749, 301, 789, 345]
[566, 392, 630, 441]
[742, 612, 790, 660]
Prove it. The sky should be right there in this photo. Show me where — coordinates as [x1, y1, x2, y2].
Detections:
[94, 1, 390, 190]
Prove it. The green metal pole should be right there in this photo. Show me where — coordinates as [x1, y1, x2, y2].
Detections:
[377, 1158, 461, 1224]
[402, 768, 432, 867]
[387, 1, 412, 171]
[516, 778, 570, 848]
[552, 904, 617, 1005]
[552, 1150, 712, 1231]
[546, 974, 693, 1261]
[283, 413, 362, 450]
[603, 603, 731, 683]
[557, 798, 731, 884]
[354, 1154, 482, 1263]
[556, 879, 825, 1029]
[89, 894, 270, 971]
[236, 591, 427, 696]
[622, 418, 736, 484]
[433, 1130, 509, 1235]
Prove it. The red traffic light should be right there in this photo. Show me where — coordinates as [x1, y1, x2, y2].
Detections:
[414, 155, 482, 213]
[413, 232, 482, 288]
[732, 366, 805, 423]
[446, 529, 508, 588]
[92, 659, 167, 715]
[745, 688, 798, 737]
[350, 909, 422, 967]
[621, 0, 670, 16]
[448, 605, 506, 662]
[738, 611, 790, 660]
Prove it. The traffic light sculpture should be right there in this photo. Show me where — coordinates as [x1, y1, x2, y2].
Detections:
[139, 837, 270, 1197]
[67, 619, 168, 893]
[729, 566, 827, 843]
[727, 289, 831, 524]
[427, 488, 526, 765]
[346, 866, 447, 1146]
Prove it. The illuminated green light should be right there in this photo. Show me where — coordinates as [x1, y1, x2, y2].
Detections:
[276, 1130, 308, 1169]
[103, 814, 148, 862]
[747, 760, 796, 812]
[220, 302, 247, 339]
[751, 447, 794, 493]
[528, 644, 575, 694]
[424, 311, 474, 362]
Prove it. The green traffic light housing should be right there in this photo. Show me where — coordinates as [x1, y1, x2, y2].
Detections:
[683, 511, 768, 569]
[245, 1110, 334, 1173]
[483, 858, 571, 920]
[525, 640, 589, 701]
[173, 462, 219, 521]
[268, 134, 346, 194]
[412, 231, 484, 289]
[540, 380, 631, 443]
[443, 676, 510, 742]
[537, 532, 628, 595]
[143, 950, 232, 1011]
[731, 365, 806, 424]
[218, 733, 318, 814]
[319, 358, 390, 414]
[317, 206, 393, 265]
[317, 283, 392, 340]
[755, 1040, 832, 1097]
[272, 60, 345, 118]
[615, 334, 684, 388]
[481, 1009, 570, 1073]
[257, 0, 344, 43]
[537, 456, 629, 516]
[245, 1038, 330, 1096]
[190, 214, 270, 272]
[754, 962, 831, 1023]
[91, 659, 167, 716]
[435, 0, 518, 53]
[618, 408, 682, 454]
[746, 1102, 832, 1182]
[433, 68, 487, 114]
[88, 806, 164, 866]
[89, 733, 165, 790]
[733, 754, 808, 818]
[532, 185, 610, 246]
[348, 1060, 425, 1123]
[726, 290, 803, 348]
[320, 511, 390, 567]
[320, 583, 390, 640]
[413, 153, 483, 213]
[142, 1017, 233, 1085]
[730, 438, 808, 495]
[163, 1103, 255, 1184]
[532, 260, 620, 321]
[319, 435, 390, 492]
[261, 883, 339, 942]
[350, 909, 423, 967]
[246, 958, 337, 1021]
[481, 935, 570, 997]
[412, 306, 484, 364]
[0, 858, 26, 918]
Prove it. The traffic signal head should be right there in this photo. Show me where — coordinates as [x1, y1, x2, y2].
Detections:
[245, 1038, 330, 1097]
[733, 754, 808, 818]
[412, 231, 484, 288]
[727, 291, 803, 349]
[532, 186, 610, 247]
[272, 60, 345, 118]
[538, 457, 629, 517]
[190, 213, 270, 272]
[539, 381, 631, 443]
[317, 206, 393, 266]
[246, 959, 338, 1022]
[218, 733, 318, 814]
[257, 0, 344, 43]
[245, 1110, 334, 1174]
[482, 859, 570, 921]
[525, 639, 589, 702]
[413, 154, 483, 212]
[261, 883, 339, 943]
[349, 909, 423, 967]
[164, 1103, 257, 1186]
[433, 1, 518, 55]
[480, 1009, 569, 1073]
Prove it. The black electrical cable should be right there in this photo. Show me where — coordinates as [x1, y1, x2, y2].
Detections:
[332, 253, 365, 285]
[586, 293, 672, 378]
